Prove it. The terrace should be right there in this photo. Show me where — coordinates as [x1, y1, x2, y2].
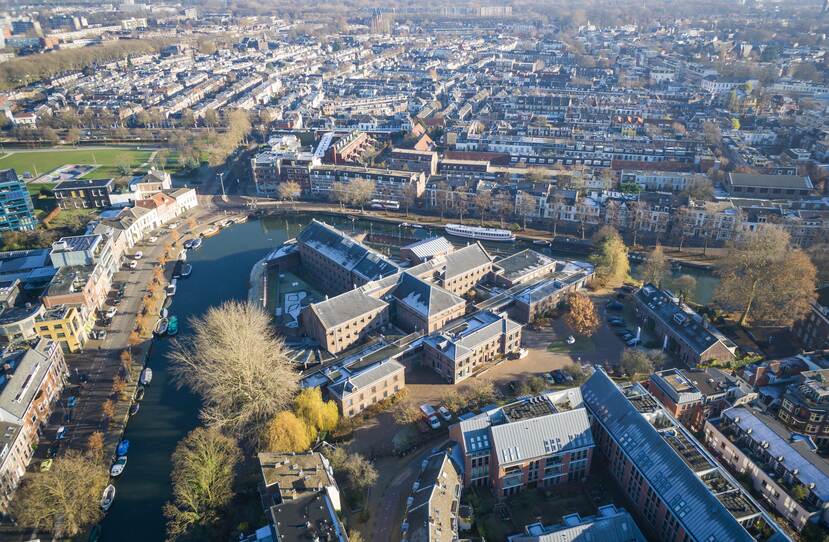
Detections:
[660, 428, 715, 473]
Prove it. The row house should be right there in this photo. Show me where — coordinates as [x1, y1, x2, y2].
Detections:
[705, 406, 829, 532]
[0, 339, 67, 513]
[778, 368, 829, 451]
[327, 359, 405, 418]
[793, 287, 829, 352]
[401, 450, 463, 542]
[449, 389, 593, 495]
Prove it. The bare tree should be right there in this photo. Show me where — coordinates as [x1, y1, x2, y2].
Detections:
[164, 427, 241, 540]
[347, 178, 375, 211]
[474, 190, 492, 225]
[169, 301, 300, 442]
[12, 451, 109, 537]
[516, 192, 536, 230]
[277, 181, 302, 203]
[402, 183, 418, 217]
[330, 181, 349, 209]
[455, 187, 469, 223]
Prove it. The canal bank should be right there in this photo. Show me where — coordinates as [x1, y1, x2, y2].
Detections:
[99, 217, 298, 541]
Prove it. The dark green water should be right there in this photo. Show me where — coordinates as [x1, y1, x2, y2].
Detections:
[100, 214, 717, 540]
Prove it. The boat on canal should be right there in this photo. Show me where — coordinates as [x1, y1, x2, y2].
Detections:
[179, 264, 192, 278]
[129, 403, 140, 416]
[202, 226, 220, 238]
[154, 317, 168, 336]
[101, 484, 116, 511]
[134, 386, 144, 401]
[116, 440, 129, 456]
[110, 456, 127, 477]
[167, 316, 179, 336]
[187, 237, 203, 250]
[140, 368, 153, 386]
[165, 279, 177, 297]
[445, 223, 515, 242]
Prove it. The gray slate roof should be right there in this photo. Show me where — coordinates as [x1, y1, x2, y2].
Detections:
[729, 173, 813, 190]
[392, 273, 465, 317]
[307, 289, 387, 328]
[0, 340, 58, 423]
[328, 359, 404, 398]
[441, 242, 492, 279]
[298, 220, 398, 280]
[494, 249, 555, 283]
[508, 507, 646, 542]
[401, 236, 454, 261]
[581, 370, 755, 542]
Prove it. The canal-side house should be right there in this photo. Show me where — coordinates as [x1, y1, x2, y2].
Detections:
[257, 451, 348, 542]
[0, 338, 67, 513]
[634, 283, 737, 367]
[300, 289, 390, 355]
[53, 178, 113, 210]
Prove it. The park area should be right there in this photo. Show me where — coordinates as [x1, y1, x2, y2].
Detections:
[0, 147, 156, 181]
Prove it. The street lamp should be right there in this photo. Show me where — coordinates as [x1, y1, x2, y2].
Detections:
[217, 171, 226, 197]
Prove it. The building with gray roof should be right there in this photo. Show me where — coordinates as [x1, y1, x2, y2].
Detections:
[400, 236, 454, 264]
[402, 449, 462, 542]
[449, 389, 594, 496]
[507, 504, 646, 542]
[390, 272, 466, 333]
[492, 249, 557, 287]
[300, 289, 389, 354]
[327, 359, 405, 418]
[634, 283, 737, 366]
[706, 406, 829, 531]
[297, 219, 398, 295]
[582, 369, 787, 542]
[727, 173, 813, 200]
[423, 311, 522, 383]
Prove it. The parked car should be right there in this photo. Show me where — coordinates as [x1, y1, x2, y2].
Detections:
[626, 338, 640, 347]
[56, 426, 67, 440]
[147, 236, 159, 244]
[133, 251, 143, 260]
[126, 260, 137, 270]
[550, 370, 565, 384]
[66, 396, 77, 408]
[607, 317, 625, 327]
[566, 335, 576, 345]
[438, 406, 452, 421]
[91, 329, 107, 340]
[78, 373, 89, 384]
[40, 459, 53, 472]
[428, 415, 441, 430]
[607, 301, 624, 311]
[105, 307, 117, 319]
[420, 404, 437, 418]
[621, 284, 636, 293]
[47, 443, 60, 458]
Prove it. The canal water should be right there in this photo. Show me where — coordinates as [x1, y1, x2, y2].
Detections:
[100, 213, 717, 540]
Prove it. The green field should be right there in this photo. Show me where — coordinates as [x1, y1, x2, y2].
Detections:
[0, 148, 155, 179]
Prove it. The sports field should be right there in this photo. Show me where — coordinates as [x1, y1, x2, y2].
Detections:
[0, 148, 155, 179]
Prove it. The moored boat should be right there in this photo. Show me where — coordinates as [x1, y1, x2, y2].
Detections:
[533, 239, 551, 246]
[139, 368, 153, 385]
[129, 403, 140, 416]
[116, 439, 129, 456]
[101, 484, 116, 511]
[134, 386, 145, 401]
[167, 316, 179, 336]
[445, 223, 515, 242]
[165, 279, 177, 297]
[160, 307, 168, 319]
[189, 237, 203, 249]
[235, 214, 249, 224]
[179, 249, 187, 261]
[154, 317, 168, 336]
[110, 456, 127, 477]
[202, 226, 220, 238]
[180, 264, 192, 278]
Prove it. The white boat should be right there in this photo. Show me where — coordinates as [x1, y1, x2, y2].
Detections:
[140, 368, 153, 386]
[154, 317, 168, 336]
[189, 238, 203, 249]
[160, 307, 168, 319]
[179, 249, 187, 262]
[101, 484, 116, 511]
[110, 456, 127, 477]
[235, 214, 249, 224]
[180, 264, 192, 278]
[533, 239, 551, 246]
[445, 223, 515, 242]
[165, 279, 177, 297]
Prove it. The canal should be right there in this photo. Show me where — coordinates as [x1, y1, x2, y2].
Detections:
[100, 213, 718, 540]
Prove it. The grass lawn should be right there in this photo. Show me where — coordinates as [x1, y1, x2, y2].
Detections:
[0, 148, 154, 179]
[45, 208, 99, 230]
[547, 335, 596, 353]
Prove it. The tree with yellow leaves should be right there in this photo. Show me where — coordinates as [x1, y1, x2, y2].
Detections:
[261, 411, 313, 453]
[294, 387, 339, 435]
[564, 293, 600, 337]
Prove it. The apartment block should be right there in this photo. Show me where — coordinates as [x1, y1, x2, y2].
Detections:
[309, 164, 426, 201]
[648, 367, 743, 432]
[508, 504, 646, 542]
[434, 242, 493, 296]
[423, 311, 521, 384]
[634, 284, 737, 367]
[450, 389, 593, 496]
[34, 304, 88, 352]
[778, 368, 829, 450]
[301, 289, 390, 355]
[390, 272, 466, 334]
[327, 359, 405, 418]
[0, 169, 36, 232]
[257, 451, 347, 542]
[705, 406, 829, 531]
[0, 339, 67, 513]
[401, 449, 462, 542]
[582, 370, 785, 542]
[53, 178, 113, 209]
